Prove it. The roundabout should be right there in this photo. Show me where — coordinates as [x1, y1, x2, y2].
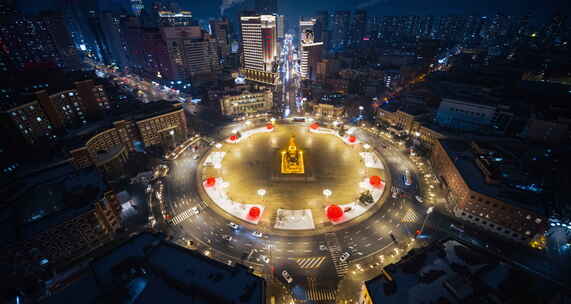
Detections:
[197, 123, 390, 233]
[161, 119, 430, 292]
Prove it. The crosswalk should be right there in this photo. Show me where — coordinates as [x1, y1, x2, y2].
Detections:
[305, 288, 336, 303]
[171, 208, 194, 225]
[295, 256, 327, 269]
[325, 233, 349, 277]
[401, 208, 419, 223]
[306, 276, 336, 303]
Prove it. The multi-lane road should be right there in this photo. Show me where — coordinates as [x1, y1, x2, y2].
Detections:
[154, 119, 433, 302]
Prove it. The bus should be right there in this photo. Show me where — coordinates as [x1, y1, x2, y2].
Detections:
[403, 169, 413, 186]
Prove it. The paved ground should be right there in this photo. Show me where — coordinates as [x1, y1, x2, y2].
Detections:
[202, 124, 386, 229]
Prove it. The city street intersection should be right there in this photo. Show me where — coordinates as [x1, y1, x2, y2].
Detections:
[159, 119, 433, 301]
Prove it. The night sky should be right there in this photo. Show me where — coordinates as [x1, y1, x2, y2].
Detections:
[18, 0, 571, 25]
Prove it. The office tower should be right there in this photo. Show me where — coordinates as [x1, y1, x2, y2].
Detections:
[300, 18, 316, 41]
[299, 19, 323, 80]
[255, 0, 278, 14]
[0, 13, 80, 73]
[130, 0, 144, 16]
[331, 10, 350, 49]
[160, 13, 220, 80]
[315, 11, 329, 46]
[210, 18, 231, 58]
[240, 14, 278, 84]
[158, 10, 193, 27]
[276, 14, 285, 40]
[350, 10, 367, 45]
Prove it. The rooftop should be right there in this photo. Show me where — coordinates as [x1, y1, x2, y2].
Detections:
[0, 164, 108, 244]
[41, 232, 265, 304]
[365, 239, 564, 304]
[439, 139, 548, 215]
[63, 100, 183, 150]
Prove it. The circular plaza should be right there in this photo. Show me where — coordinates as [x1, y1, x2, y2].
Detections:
[197, 121, 392, 234]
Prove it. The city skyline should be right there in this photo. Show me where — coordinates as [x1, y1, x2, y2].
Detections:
[1, 0, 570, 303]
[16, 0, 571, 21]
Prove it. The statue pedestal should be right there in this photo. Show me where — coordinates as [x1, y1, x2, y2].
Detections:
[271, 149, 315, 182]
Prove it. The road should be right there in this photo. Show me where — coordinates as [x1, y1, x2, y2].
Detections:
[279, 34, 302, 118]
[151, 120, 436, 303]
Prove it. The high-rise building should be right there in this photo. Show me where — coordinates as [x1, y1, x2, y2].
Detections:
[299, 19, 322, 80]
[158, 10, 193, 27]
[0, 13, 81, 73]
[299, 18, 316, 41]
[350, 10, 367, 45]
[276, 14, 285, 40]
[99, 12, 129, 68]
[210, 18, 231, 58]
[331, 10, 351, 49]
[255, 0, 278, 14]
[315, 11, 329, 46]
[240, 14, 278, 84]
[130, 0, 144, 16]
[3, 76, 110, 144]
[160, 13, 220, 80]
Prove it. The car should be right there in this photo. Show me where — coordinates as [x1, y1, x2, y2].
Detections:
[252, 231, 263, 238]
[191, 207, 199, 215]
[415, 195, 423, 203]
[222, 235, 232, 241]
[450, 224, 465, 233]
[228, 222, 239, 230]
[319, 244, 328, 251]
[390, 233, 398, 243]
[259, 255, 270, 264]
[340, 252, 350, 262]
[281, 270, 293, 283]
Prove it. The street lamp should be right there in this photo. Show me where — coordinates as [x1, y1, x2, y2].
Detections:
[418, 206, 434, 237]
[323, 189, 332, 202]
[169, 129, 175, 148]
[257, 188, 267, 203]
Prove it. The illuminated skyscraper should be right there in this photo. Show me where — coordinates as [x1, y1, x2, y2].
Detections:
[240, 14, 278, 84]
[299, 19, 322, 80]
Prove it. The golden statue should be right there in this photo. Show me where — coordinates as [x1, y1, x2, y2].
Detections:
[281, 135, 305, 174]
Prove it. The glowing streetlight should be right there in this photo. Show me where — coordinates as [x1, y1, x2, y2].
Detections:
[323, 189, 332, 202]
[257, 188, 267, 203]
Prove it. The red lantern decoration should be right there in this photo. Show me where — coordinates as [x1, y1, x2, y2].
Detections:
[266, 123, 273, 130]
[369, 175, 382, 187]
[348, 135, 356, 143]
[326, 204, 344, 221]
[310, 122, 319, 130]
[205, 177, 216, 187]
[248, 206, 261, 219]
[229, 135, 238, 141]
